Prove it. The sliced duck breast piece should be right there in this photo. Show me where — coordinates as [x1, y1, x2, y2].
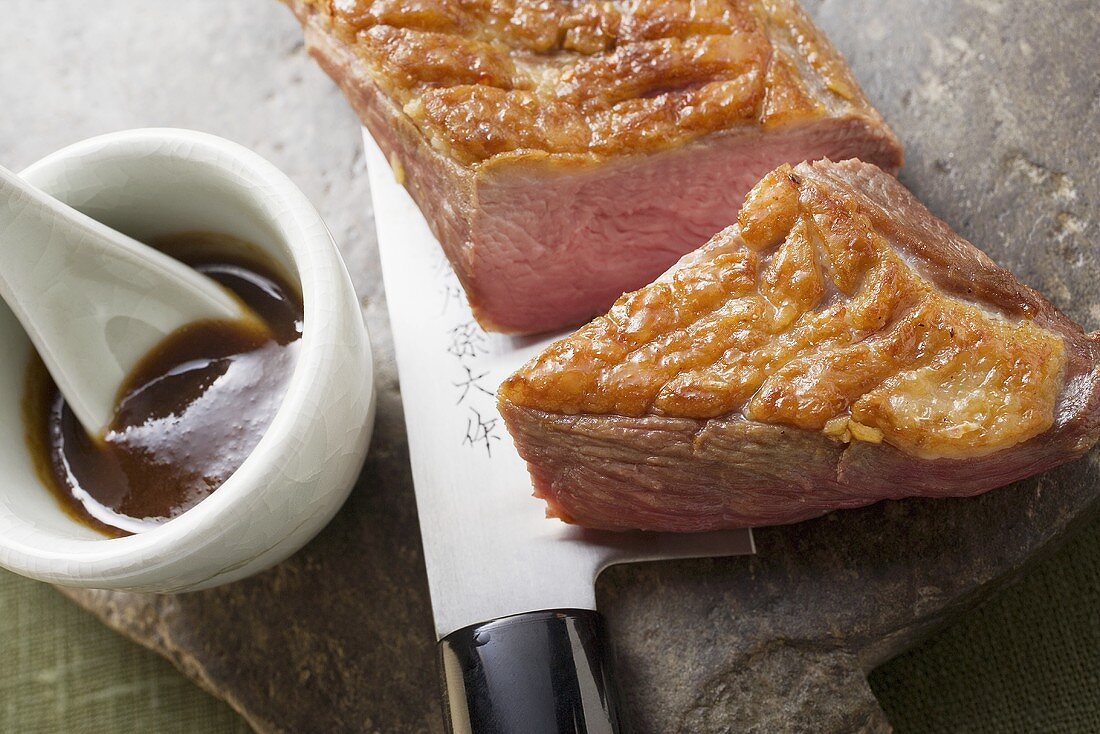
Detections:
[283, 0, 903, 333]
[499, 160, 1100, 531]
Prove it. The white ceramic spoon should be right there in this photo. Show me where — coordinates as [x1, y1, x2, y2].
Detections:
[0, 163, 251, 437]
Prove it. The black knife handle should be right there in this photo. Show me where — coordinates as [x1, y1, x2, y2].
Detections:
[438, 609, 625, 734]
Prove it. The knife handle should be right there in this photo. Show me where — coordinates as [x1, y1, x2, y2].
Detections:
[438, 609, 625, 734]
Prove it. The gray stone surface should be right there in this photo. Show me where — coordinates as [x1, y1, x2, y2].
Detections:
[2, 1, 1098, 732]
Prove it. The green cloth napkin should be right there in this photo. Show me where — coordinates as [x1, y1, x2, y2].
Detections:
[870, 517, 1100, 733]
[0, 576, 247, 734]
[3, 520, 1098, 733]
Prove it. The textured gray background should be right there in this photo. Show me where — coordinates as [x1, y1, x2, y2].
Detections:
[1, 1, 1097, 732]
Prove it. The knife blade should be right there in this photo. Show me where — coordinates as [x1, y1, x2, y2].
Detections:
[364, 130, 754, 733]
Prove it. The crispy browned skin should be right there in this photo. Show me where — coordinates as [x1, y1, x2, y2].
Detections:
[502, 163, 1066, 460]
[499, 160, 1100, 530]
[291, 0, 880, 165]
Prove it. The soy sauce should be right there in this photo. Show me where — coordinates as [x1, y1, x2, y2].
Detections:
[23, 234, 303, 537]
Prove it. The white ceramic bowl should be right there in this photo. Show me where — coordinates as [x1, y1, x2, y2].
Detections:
[0, 128, 375, 592]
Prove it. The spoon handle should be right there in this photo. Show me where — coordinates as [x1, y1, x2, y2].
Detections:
[0, 164, 246, 436]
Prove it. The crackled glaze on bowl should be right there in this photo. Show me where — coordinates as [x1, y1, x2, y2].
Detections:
[0, 128, 374, 592]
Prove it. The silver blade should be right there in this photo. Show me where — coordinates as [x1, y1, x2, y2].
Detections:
[364, 131, 754, 640]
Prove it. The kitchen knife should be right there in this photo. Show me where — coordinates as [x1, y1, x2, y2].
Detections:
[364, 131, 755, 733]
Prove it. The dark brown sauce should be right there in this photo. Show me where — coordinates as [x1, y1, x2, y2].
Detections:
[23, 234, 303, 537]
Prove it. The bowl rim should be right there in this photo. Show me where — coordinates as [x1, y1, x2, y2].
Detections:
[0, 127, 370, 579]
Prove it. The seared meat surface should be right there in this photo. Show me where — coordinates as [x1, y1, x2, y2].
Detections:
[500, 160, 1100, 531]
[283, 0, 903, 333]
